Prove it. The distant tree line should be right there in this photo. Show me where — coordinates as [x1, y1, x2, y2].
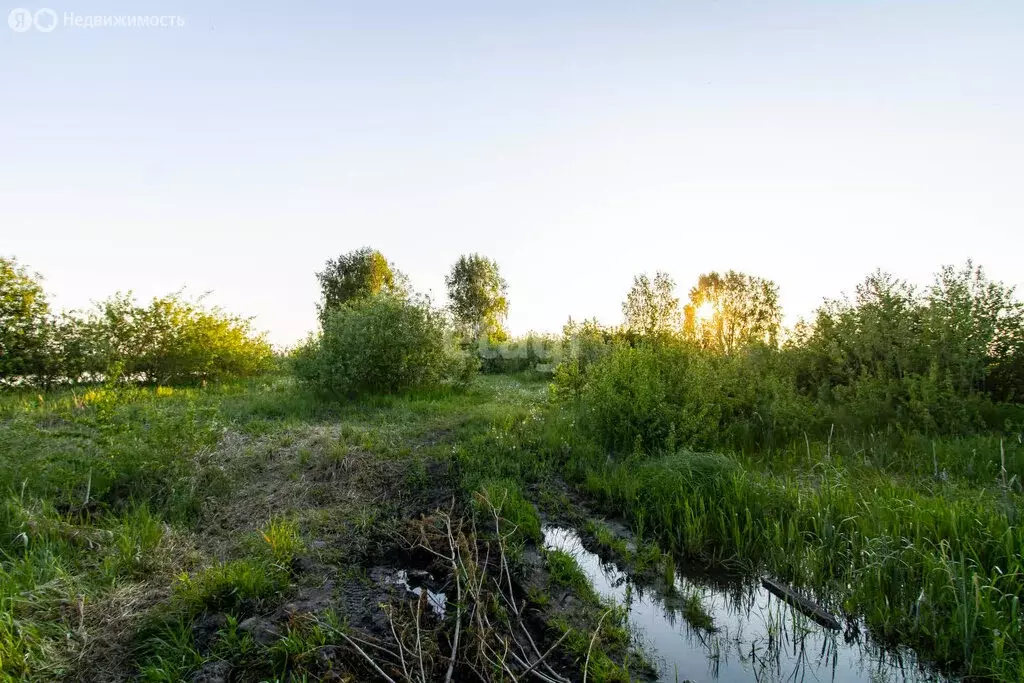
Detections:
[554, 261, 1024, 449]
[301, 246, 1024, 431]
[12, 242, 1021, 437]
[0, 256, 273, 387]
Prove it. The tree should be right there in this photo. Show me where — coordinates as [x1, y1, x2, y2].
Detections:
[0, 256, 54, 381]
[922, 262, 1024, 400]
[807, 270, 922, 384]
[445, 254, 509, 340]
[316, 248, 407, 325]
[787, 266, 1024, 433]
[683, 270, 781, 353]
[622, 272, 680, 338]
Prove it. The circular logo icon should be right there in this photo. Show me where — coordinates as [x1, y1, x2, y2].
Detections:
[7, 7, 33, 32]
[33, 8, 57, 32]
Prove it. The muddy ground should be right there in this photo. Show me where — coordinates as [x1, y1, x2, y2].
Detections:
[69, 401, 646, 683]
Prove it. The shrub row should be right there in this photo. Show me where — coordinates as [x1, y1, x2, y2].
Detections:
[1, 257, 273, 386]
[552, 264, 1024, 452]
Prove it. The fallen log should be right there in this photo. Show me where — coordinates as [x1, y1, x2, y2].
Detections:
[761, 577, 842, 630]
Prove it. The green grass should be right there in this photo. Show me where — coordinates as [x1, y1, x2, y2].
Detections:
[136, 615, 205, 682]
[264, 610, 346, 674]
[172, 558, 287, 616]
[546, 550, 599, 603]
[0, 372, 558, 680]
[549, 604, 634, 682]
[450, 374, 1024, 679]
[475, 481, 542, 542]
[255, 518, 305, 566]
[100, 504, 167, 579]
[4, 369, 1021, 681]
[568, 444, 1024, 679]
[584, 519, 631, 557]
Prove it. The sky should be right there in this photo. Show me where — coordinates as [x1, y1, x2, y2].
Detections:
[2, 1, 1022, 346]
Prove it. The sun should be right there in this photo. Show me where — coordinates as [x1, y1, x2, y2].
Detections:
[695, 302, 716, 322]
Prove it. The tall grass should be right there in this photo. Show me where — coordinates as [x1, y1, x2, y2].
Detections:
[539, 271, 1024, 679]
[563, 440, 1024, 679]
[0, 379, 286, 678]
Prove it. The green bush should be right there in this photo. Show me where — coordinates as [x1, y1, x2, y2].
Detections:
[4, 257, 274, 387]
[294, 294, 476, 396]
[556, 262, 1024, 454]
[67, 292, 274, 384]
[788, 264, 1024, 435]
[561, 341, 816, 454]
[0, 257, 54, 384]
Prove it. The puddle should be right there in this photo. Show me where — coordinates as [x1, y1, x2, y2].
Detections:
[385, 568, 448, 618]
[542, 526, 951, 683]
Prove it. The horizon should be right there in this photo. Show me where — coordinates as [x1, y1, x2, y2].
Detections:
[4, 250, 1019, 350]
[3, 0, 1023, 346]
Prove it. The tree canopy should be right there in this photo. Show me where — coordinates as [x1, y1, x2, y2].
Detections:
[0, 256, 53, 380]
[683, 270, 781, 352]
[622, 271, 681, 337]
[445, 254, 509, 340]
[316, 247, 407, 324]
[795, 264, 1024, 410]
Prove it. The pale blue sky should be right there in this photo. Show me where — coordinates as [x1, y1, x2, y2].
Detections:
[2, 1, 1022, 345]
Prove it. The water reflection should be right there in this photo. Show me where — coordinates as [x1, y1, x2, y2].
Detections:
[542, 526, 951, 683]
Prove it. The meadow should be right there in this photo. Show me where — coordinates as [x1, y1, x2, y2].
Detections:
[2, 252, 1023, 681]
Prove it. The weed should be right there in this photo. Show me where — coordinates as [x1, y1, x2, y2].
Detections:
[546, 550, 599, 603]
[172, 558, 287, 616]
[549, 605, 633, 682]
[475, 482, 541, 542]
[101, 504, 166, 579]
[136, 615, 204, 682]
[257, 519, 305, 567]
[584, 519, 630, 557]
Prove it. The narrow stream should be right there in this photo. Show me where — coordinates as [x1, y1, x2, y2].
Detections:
[542, 526, 950, 683]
